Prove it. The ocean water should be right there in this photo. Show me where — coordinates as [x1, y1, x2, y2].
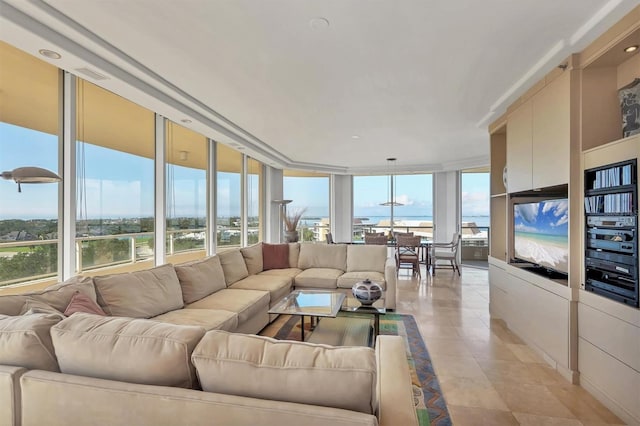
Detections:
[357, 215, 490, 227]
[300, 215, 490, 228]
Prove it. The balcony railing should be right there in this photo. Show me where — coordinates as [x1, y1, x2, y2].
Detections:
[0, 228, 210, 287]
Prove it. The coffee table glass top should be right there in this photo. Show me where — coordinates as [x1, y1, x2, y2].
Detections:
[341, 296, 386, 314]
[269, 290, 346, 317]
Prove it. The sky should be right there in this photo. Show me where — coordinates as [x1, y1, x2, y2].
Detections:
[1, 122, 490, 221]
[514, 199, 569, 235]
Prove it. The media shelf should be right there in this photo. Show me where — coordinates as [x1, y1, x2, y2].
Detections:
[584, 159, 639, 307]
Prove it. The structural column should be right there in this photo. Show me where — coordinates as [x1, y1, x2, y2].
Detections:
[433, 171, 460, 244]
[331, 174, 353, 243]
[264, 166, 284, 243]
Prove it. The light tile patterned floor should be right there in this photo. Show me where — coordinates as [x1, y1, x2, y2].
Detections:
[396, 266, 625, 426]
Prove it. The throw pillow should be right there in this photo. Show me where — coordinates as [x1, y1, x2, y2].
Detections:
[262, 243, 289, 270]
[64, 291, 107, 316]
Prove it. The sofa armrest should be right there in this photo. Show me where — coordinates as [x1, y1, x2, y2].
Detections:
[384, 257, 397, 310]
[375, 336, 419, 426]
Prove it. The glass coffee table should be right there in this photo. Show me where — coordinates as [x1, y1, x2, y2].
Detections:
[340, 296, 386, 338]
[268, 289, 386, 344]
[268, 290, 346, 341]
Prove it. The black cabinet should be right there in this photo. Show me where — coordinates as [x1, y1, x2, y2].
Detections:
[584, 159, 639, 307]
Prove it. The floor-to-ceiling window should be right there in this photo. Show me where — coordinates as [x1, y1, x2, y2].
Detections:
[0, 42, 60, 286]
[353, 174, 433, 240]
[283, 171, 329, 242]
[166, 121, 207, 260]
[460, 168, 490, 263]
[247, 158, 263, 244]
[216, 144, 242, 248]
[75, 79, 155, 272]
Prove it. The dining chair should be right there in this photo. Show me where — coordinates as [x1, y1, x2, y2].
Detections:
[364, 234, 388, 245]
[395, 235, 421, 278]
[393, 231, 414, 239]
[430, 232, 462, 275]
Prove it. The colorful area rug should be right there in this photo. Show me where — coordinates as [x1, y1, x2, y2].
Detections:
[261, 313, 451, 426]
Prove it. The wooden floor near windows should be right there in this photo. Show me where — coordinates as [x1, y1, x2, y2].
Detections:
[397, 266, 625, 426]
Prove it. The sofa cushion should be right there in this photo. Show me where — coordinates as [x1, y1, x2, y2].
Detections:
[186, 289, 269, 325]
[337, 272, 386, 290]
[93, 264, 183, 318]
[174, 256, 226, 304]
[0, 276, 95, 316]
[151, 309, 238, 332]
[218, 250, 249, 286]
[0, 314, 61, 371]
[298, 244, 347, 271]
[262, 243, 290, 270]
[229, 275, 292, 307]
[294, 268, 344, 289]
[19, 298, 65, 319]
[258, 268, 303, 279]
[240, 243, 263, 275]
[51, 313, 205, 389]
[192, 331, 377, 414]
[289, 243, 300, 268]
[63, 291, 107, 316]
[347, 245, 387, 274]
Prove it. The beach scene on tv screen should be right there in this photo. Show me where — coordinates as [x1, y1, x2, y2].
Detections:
[514, 199, 569, 274]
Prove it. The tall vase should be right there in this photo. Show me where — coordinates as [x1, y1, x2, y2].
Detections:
[284, 230, 299, 243]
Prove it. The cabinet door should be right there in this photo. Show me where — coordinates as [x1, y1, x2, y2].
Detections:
[507, 101, 533, 192]
[532, 72, 570, 188]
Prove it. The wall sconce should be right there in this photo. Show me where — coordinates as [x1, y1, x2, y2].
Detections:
[1, 166, 62, 192]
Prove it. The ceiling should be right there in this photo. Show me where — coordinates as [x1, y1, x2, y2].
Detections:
[1, 0, 638, 174]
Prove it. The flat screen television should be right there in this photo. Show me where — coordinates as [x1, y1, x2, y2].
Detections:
[513, 198, 569, 276]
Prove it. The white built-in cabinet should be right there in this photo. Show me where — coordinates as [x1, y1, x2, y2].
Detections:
[490, 6, 640, 424]
[506, 72, 570, 192]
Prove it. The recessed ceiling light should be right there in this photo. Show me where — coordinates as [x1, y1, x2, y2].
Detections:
[624, 45, 638, 53]
[180, 119, 192, 124]
[310, 17, 330, 30]
[351, 135, 360, 139]
[38, 49, 61, 59]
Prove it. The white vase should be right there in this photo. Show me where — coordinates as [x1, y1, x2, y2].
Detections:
[352, 279, 383, 306]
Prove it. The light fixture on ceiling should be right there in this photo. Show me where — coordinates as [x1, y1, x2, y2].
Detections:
[1, 167, 62, 193]
[379, 158, 403, 236]
[351, 135, 360, 139]
[380, 158, 403, 207]
[38, 49, 61, 59]
[624, 45, 638, 53]
[180, 119, 192, 124]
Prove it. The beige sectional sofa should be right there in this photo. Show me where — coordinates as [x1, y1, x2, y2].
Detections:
[0, 242, 413, 426]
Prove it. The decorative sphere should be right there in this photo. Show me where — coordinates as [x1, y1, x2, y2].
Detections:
[352, 279, 383, 306]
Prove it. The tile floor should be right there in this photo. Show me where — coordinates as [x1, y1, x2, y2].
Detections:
[396, 265, 626, 426]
